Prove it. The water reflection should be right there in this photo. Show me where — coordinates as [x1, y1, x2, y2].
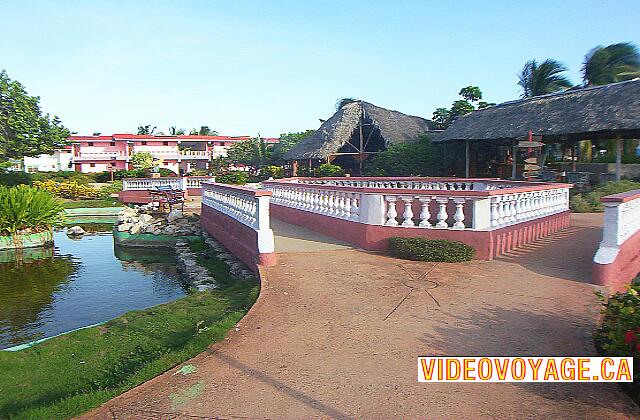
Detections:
[0, 227, 186, 350]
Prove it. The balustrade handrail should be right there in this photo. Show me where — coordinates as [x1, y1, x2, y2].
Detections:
[122, 176, 215, 191]
[263, 177, 571, 231]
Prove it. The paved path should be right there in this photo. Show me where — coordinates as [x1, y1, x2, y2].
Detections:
[84, 213, 639, 419]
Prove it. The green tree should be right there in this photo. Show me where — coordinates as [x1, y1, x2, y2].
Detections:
[582, 42, 640, 86]
[226, 138, 271, 173]
[136, 125, 156, 135]
[0, 70, 70, 163]
[189, 126, 218, 136]
[130, 152, 154, 170]
[432, 86, 492, 129]
[335, 97, 358, 111]
[269, 130, 314, 165]
[364, 135, 441, 176]
[168, 126, 186, 136]
[518, 59, 573, 98]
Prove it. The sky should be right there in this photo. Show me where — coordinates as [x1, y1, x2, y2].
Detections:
[1, 0, 639, 138]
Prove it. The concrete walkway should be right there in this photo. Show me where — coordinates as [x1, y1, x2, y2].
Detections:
[84, 213, 639, 419]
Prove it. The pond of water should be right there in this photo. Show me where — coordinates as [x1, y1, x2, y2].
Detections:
[0, 227, 186, 350]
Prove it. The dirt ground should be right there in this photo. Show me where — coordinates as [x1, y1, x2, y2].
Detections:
[82, 213, 639, 419]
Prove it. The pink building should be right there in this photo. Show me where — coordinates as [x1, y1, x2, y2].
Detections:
[70, 134, 278, 174]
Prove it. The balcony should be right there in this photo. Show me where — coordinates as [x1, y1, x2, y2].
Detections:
[72, 151, 127, 161]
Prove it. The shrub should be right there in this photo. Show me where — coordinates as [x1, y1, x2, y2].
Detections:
[33, 180, 101, 199]
[98, 180, 123, 199]
[130, 152, 154, 169]
[259, 165, 284, 179]
[594, 284, 640, 402]
[31, 171, 92, 185]
[187, 168, 209, 176]
[389, 237, 475, 262]
[0, 171, 33, 186]
[216, 171, 249, 185]
[317, 163, 344, 177]
[0, 185, 64, 235]
[570, 180, 640, 212]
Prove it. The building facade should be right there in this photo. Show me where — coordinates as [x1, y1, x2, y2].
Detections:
[47, 134, 279, 174]
[23, 146, 74, 172]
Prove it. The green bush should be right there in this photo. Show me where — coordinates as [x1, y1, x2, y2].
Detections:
[31, 171, 92, 185]
[317, 163, 344, 177]
[389, 237, 475, 262]
[259, 165, 284, 179]
[594, 284, 640, 402]
[0, 185, 64, 235]
[98, 180, 123, 199]
[0, 171, 33, 186]
[187, 168, 209, 176]
[570, 180, 640, 212]
[216, 171, 249, 185]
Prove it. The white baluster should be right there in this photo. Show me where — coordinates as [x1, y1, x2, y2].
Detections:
[385, 196, 399, 226]
[350, 193, 359, 221]
[435, 197, 449, 228]
[418, 197, 432, 228]
[452, 198, 466, 229]
[401, 196, 415, 227]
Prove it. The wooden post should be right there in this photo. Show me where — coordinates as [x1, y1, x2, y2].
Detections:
[358, 115, 364, 175]
[616, 135, 622, 181]
[511, 141, 517, 179]
[465, 139, 470, 178]
[292, 160, 298, 176]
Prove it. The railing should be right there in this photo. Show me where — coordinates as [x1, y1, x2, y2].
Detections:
[122, 176, 215, 191]
[293, 177, 523, 191]
[180, 150, 211, 159]
[263, 177, 571, 231]
[594, 189, 640, 264]
[201, 182, 274, 254]
[74, 151, 127, 159]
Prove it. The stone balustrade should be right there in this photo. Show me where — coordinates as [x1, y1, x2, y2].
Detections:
[200, 182, 275, 266]
[593, 189, 640, 291]
[122, 176, 215, 191]
[263, 178, 570, 231]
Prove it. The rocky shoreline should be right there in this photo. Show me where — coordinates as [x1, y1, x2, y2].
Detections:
[112, 205, 255, 291]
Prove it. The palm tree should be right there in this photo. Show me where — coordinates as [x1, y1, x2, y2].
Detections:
[136, 125, 156, 135]
[189, 126, 218, 136]
[518, 59, 573, 98]
[582, 42, 640, 86]
[168, 126, 186, 136]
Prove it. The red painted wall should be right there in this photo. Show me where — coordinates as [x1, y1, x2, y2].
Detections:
[270, 204, 569, 260]
[593, 229, 640, 292]
[200, 205, 275, 272]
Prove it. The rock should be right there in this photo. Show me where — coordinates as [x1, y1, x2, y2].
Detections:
[129, 223, 142, 235]
[167, 209, 184, 222]
[67, 226, 86, 236]
[118, 223, 133, 232]
[139, 213, 154, 224]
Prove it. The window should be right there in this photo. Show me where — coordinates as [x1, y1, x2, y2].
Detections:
[141, 141, 147, 145]
[110, 142, 116, 146]
[88, 142, 94, 146]
[163, 141, 168, 146]
[89, 163, 96, 167]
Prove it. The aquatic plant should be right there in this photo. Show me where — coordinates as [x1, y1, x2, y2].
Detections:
[0, 185, 64, 235]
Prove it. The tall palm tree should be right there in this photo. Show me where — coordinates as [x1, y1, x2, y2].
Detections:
[582, 42, 640, 86]
[168, 126, 186, 136]
[189, 125, 218, 136]
[136, 125, 156, 135]
[518, 59, 573, 98]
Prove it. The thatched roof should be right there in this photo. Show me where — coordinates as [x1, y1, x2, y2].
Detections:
[284, 101, 434, 160]
[435, 78, 640, 143]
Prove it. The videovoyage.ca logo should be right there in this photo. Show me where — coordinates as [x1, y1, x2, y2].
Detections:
[418, 357, 633, 382]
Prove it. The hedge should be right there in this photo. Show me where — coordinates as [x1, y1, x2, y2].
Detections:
[389, 237, 475, 262]
[594, 284, 640, 403]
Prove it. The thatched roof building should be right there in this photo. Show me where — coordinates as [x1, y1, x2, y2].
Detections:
[285, 101, 434, 161]
[435, 78, 640, 143]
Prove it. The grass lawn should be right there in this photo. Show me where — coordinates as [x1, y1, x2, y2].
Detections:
[62, 198, 124, 209]
[0, 240, 259, 419]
